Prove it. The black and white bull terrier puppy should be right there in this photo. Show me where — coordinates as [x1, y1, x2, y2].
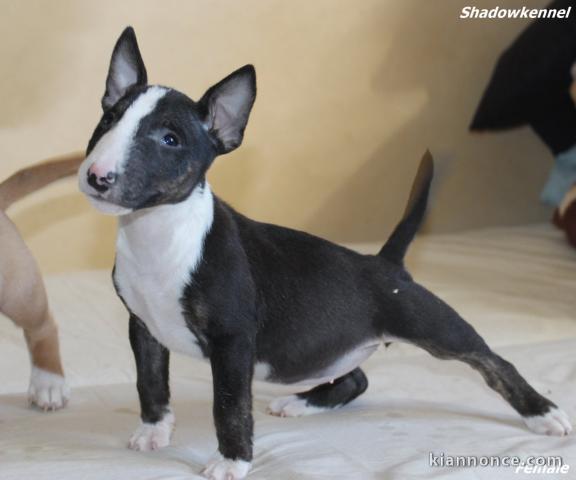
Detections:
[78, 27, 572, 480]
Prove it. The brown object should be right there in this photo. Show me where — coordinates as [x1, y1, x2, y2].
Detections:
[0, 152, 83, 210]
[0, 151, 83, 409]
[553, 183, 576, 249]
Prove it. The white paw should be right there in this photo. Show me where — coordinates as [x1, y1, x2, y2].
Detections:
[266, 394, 325, 417]
[202, 452, 251, 480]
[524, 407, 572, 436]
[128, 410, 175, 451]
[28, 366, 70, 411]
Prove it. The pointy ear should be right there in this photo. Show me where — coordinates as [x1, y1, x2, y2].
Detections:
[102, 27, 147, 110]
[199, 65, 257, 154]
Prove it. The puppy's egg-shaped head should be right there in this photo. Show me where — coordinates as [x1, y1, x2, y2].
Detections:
[79, 27, 256, 215]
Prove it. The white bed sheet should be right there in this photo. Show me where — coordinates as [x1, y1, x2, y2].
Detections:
[1, 224, 575, 479]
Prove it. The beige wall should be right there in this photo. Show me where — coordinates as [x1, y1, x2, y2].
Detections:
[0, 0, 554, 273]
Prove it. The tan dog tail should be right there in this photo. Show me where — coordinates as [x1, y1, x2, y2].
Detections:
[0, 151, 84, 211]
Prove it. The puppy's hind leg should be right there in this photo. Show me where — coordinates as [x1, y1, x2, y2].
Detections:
[384, 283, 572, 436]
[24, 315, 69, 411]
[267, 368, 368, 417]
[0, 214, 69, 410]
[4, 292, 69, 410]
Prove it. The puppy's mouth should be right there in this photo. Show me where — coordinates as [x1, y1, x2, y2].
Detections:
[88, 192, 112, 202]
[85, 192, 133, 216]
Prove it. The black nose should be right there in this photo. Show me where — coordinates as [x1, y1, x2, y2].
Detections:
[87, 170, 117, 193]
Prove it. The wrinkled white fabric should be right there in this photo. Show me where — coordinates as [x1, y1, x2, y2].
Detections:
[0, 224, 574, 479]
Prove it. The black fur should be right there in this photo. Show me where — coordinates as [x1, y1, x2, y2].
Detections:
[128, 314, 171, 423]
[82, 27, 565, 472]
[379, 150, 433, 265]
[296, 368, 369, 410]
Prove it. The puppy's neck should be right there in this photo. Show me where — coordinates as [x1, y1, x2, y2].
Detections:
[117, 183, 214, 269]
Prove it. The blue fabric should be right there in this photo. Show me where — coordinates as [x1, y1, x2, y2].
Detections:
[541, 143, 576, 206]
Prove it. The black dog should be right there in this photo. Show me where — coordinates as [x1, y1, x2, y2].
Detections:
[78, 27, 572, 480]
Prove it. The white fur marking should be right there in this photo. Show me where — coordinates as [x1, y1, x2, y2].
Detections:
[78, 86, 168, 209]
[202, 451, 251, 480]
[115, 185, 214, 357]
[393, 288, 399, 294]
[267, 394, 326, 417]
[523, 407, 572, 436]
[128, 410, 175, 451]
[292, 340, 380, 387]
[253, 362, 271, 381]
[28, 366, 70, 411]
[83, 195, 133, 216]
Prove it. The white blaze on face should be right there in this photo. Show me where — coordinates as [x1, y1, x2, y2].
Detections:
[78, 86, 168, 214]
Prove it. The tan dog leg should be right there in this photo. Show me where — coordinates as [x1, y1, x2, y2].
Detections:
[0, 211, 69, 410]
[24, 313, 69, 410]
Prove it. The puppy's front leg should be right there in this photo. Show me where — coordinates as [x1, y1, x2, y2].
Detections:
[203, 334, 254, 480]
[127, 314, 174, 451]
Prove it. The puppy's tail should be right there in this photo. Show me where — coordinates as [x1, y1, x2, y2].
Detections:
[0, 151, 84, 211]
[378, 150, 434, 265]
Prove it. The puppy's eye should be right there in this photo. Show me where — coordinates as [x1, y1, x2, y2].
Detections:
[101, 111, 115, 127]
[161, 133, 180, 147]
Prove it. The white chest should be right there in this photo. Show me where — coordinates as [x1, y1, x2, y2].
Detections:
[114, 185, 214, 358]
[115, 255, 203, 357]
